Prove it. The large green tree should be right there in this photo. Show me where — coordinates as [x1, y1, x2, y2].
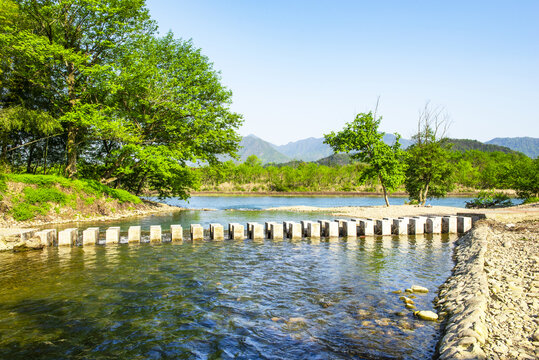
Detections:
[81, 33, 242, 198]
[324, 111, 406, 206]
[405, 104, 454, 205]
[1, 0, 243, 197]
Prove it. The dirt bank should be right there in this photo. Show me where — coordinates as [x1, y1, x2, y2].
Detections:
[0, 200, 182, 229]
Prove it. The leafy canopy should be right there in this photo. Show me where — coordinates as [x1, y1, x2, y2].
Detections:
[324, 112, 406, 206]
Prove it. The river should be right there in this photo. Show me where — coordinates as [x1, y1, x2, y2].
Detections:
[0, 195, 464, 359]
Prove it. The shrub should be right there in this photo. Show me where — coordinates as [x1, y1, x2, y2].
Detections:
[465, 191, 513, 208]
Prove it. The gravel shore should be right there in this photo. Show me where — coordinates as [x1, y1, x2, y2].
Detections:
[436, 217, 539, 359]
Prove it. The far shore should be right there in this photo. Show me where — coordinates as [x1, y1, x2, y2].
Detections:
[190, 190, 483, 197]
[264, 203, 539, 223]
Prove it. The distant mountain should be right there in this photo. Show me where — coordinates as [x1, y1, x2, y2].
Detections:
[445, 139, 518, 154]
[273, 137, 333, 161]
[486, 137, 538, 158]
[383, 133, 414, 149]
[237, 135, 290, 164]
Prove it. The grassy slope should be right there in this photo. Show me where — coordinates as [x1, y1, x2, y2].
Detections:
[0, 174, 143, 223]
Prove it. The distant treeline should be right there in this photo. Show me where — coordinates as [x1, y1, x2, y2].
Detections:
[197, 149, 537, 196]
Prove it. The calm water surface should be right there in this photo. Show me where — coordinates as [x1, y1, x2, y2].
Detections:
[159, 195, 474, 210]
[0, 235, 456, 359]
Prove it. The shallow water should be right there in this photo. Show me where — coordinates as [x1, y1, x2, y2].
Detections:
[159, 195, 475, 210]
[0, 235, 456, 359]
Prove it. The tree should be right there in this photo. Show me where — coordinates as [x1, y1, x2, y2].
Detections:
[324, 111, 406, 206]
[510, 157, 539, 200]
[4, 0, 155, 178]
[79, 33, 242, 198]
[1, 1, 243, 198]
[405, 103, 454, 205]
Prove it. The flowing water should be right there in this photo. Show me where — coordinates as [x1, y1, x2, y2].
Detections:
[1, 197, 462, 358]
[0, 234, 456, 359]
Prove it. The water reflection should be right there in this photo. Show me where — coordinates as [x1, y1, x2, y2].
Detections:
[0, 236, 456, 359]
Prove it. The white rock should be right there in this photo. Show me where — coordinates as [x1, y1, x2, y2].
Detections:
[411, 285, 429, 293]
[414, 310, 438, 321]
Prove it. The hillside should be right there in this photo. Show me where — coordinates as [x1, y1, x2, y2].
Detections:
[445, 139, 517, 154]
[274, 137, 333, 161]
[486, 137, 539, 158]
[0, 174, 172, 227]
[237, 135, 291, 164]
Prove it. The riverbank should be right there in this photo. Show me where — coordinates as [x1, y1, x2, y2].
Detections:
[436, 216, 538, 359]
[0, 199, 182, 229]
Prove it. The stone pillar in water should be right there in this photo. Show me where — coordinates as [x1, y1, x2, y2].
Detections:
[170, 225, 183, 242]
[106, 227, 120, 244]
[35, 229, 56, 247]
[128, 226, 141, 243]
[426, 217, 442, 234]
[318, 220, 329, 236]
[301, 221, 312, 237]
[359, 219, 375, 236]
[269, 223, 284, 240]
[376, 219, 392, 236]
[82, 227, 99, 245]
[58, 228, 77, 246]
[343, 221, 357, 238]
[251, 223, 264, 240]
[409, 217, 425, 235]
[289, 222, 302, 240]
[191, 224, 204, 241]
[307, 222, 321, 238]
[457, 216, 472, 233]
[442, 216, 458, 233]
[229, 223, 244, 240]
[327, 221, 339, 238]
[265, 222, 274, 237]
[392, 218, 409, 235]
[150, 225, 161, 243]
[335, 219, 348, 236]
[210, 223, 224, 240]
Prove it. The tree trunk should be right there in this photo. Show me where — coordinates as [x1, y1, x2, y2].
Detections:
[379, 175, 390, 207]
[65, 61, 78, 178]
[65, 123, 77, 178]
[421, 183, 429, 206]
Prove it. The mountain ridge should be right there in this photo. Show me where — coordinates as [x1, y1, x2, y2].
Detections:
[236, 134, 537, 164]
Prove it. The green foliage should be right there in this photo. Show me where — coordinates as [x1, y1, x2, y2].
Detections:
[324, 112, 406, 205]
[1, 0, 242, 199]
[465, 191, 513, 208]
[509, 157, 539, 199]
[23, 186, 66, 204]
[522, 197, 539, 204]
[82, 180, 141, 204]
[446, 138, 517, 154]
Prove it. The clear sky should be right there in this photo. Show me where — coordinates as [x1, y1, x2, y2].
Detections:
[146, 0, 538, 145]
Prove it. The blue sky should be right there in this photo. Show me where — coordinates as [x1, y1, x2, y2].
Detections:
[146, 0, 538, 145]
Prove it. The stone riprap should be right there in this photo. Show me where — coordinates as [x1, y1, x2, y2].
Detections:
[436, 220, 539, 360]
[436, 224, 490, 359]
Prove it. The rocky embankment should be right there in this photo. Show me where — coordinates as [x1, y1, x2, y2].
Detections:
[436, 220, 539, 359]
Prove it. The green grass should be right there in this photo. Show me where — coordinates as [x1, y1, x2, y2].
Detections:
[0, 173, 142, 221]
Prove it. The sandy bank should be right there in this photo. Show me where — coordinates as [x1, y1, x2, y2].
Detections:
[264, 203, 539, 223]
